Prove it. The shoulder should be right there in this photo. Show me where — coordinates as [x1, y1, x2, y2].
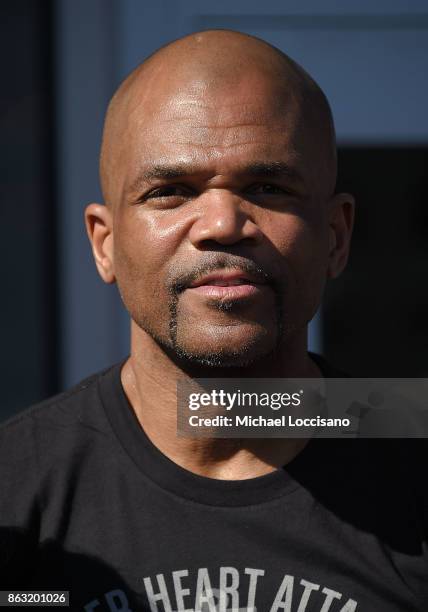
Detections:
[0, 362, 125, 532]
[2, 365, 113, 429]
[0, 363, 122, 475]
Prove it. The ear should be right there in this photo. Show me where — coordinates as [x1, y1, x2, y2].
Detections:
[327, 192, 355, 279]
[85, 203, 116, 284]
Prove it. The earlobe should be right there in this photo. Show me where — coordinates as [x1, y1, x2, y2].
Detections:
[327, 192, 355, 279]
[84, 203, 116, 284]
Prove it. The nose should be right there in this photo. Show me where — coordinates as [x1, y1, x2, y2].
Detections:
[188, 190, 264, 248]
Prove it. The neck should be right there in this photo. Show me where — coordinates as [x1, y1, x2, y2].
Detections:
[121, 321, 321, 480]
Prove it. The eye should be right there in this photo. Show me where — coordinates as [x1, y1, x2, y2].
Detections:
[138, 184, 196, 208]
[247, 183, 288, 195]
[145, 185, 191, 199]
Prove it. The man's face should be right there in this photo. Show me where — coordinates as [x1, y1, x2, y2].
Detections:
[110, 72, 331, 367]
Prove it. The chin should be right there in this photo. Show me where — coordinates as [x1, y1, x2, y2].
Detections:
[172, 346, 272, 368]
[172, 327, 278, 368]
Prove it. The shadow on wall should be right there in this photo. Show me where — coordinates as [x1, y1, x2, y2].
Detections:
[323, 147, 428, 377]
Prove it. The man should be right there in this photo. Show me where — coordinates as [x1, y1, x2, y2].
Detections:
[1, 30, 427, 611]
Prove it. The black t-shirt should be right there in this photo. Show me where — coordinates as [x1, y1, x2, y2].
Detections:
[1, 357, 427, 611]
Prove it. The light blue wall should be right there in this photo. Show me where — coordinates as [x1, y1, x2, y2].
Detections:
[56, 0, 428, 387]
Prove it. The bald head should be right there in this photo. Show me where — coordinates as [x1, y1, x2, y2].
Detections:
[99, 29, 337, 206]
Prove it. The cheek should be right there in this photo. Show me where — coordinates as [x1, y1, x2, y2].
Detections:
[270, 211, 328, 262]
[115, 212, 165, 274]
[268, 212, 329, 303]
[112, 210, 189, 310]
[122, 208, 190, 265]
[112, 221, 164, 312]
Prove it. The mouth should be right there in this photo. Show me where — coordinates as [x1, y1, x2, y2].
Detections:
[186, 269, 268, 301]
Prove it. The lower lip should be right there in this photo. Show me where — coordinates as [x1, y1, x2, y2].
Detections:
[186, 284, 264, 300]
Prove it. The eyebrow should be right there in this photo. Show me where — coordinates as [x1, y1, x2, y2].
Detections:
[244, 161, 302, 181]
[128, 160, 303, 193]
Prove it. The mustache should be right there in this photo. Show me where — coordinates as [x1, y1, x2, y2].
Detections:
[168, 255, 280, 295]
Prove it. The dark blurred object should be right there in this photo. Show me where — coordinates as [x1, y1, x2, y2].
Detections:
[324, 147, 428, 377]
[0, 0, 58, 420]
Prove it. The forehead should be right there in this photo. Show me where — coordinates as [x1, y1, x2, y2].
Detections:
[115, 75, 322, 199]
